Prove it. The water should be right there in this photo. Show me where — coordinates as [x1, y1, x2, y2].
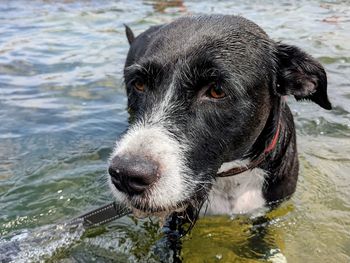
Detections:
[0, 0, 349, 262]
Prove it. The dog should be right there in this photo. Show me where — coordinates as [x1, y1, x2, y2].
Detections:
[108, 15, 331, 223]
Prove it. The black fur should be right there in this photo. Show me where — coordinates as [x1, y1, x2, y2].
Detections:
[276, 43, 331, 110]
[114, 14, 331, 219]
[124, 24, 135, 45]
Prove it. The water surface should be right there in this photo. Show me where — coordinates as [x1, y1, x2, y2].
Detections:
[0, 0, 349, 262]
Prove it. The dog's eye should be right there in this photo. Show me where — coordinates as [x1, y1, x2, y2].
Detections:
[206, 83, 226, 99]
[134, 81, 145, 92]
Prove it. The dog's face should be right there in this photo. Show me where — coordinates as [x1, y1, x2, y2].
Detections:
[108, 15, 330, 216]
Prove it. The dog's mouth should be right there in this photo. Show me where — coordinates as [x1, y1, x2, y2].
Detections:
[119, 185, 209, 220]
[125, 195, 194, 219]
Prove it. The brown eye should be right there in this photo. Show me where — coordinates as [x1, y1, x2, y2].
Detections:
[134, 81, 145, 92]
[207, 83, 226, 99]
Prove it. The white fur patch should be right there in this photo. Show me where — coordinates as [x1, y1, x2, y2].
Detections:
[109, 84, 195, 212]
[204, 159, 267, 215]
[217, 159, 250, 173]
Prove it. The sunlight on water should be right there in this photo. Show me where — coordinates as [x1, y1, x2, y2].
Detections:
[0, 221, 85, 262]
[0, 0, 349, 262]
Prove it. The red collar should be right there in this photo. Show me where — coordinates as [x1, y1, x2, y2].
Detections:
[216, 118, 281, 178]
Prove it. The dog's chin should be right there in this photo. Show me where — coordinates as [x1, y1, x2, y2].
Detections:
[130, 204, 188, 220]
[127, 198, 189, 219]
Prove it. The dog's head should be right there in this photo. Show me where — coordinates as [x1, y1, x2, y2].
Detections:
[108, 15, 331, 217]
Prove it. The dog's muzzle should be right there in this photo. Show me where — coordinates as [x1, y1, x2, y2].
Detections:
[109, 155, 160, 196]
[108, 125, 195, 214]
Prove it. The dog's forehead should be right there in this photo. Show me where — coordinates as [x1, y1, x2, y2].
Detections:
[130, 16, 276, 87]
[124, 15, 276, 94]
[145, 16, 271, 62]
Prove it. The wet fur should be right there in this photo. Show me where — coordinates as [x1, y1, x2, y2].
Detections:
[109, 15, 331, 224]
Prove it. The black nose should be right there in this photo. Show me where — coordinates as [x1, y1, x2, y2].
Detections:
[108, 155, 159, 196]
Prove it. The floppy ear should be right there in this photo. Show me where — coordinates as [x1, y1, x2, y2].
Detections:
[124, 24, 135, 45]
[276, 43, 332, 110]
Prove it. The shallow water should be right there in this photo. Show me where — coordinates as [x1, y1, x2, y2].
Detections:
[0, 0, 349, 262]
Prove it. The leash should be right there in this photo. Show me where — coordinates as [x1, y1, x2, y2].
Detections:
[70, 201, 131, 228]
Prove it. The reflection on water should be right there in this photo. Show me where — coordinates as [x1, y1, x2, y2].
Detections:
[0, 0, 349, 262]
[147, 0, 186, 13]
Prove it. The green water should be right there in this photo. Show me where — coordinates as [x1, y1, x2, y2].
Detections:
[0, 1, 349, 262]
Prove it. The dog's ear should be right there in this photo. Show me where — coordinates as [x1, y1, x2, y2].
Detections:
[275, 43, 332, 110]
[124, 24, 135, 45]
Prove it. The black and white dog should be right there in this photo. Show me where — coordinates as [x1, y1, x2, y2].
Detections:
[108, 15, 331, 221]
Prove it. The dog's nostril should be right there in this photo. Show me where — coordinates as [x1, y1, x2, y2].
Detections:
[108, 167, 119, 178]
[128, 177, 149, 193]
[109, 155, 159, 196]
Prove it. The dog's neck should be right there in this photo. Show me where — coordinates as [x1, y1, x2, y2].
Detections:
[254, 96, 299, 203]
[247, 97, 284, 160]
[217, 97, 284, 177]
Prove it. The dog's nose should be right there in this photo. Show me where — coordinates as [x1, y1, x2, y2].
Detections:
[108, 155, 159, 196]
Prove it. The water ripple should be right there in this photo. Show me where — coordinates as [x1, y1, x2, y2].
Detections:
[0, 1, 349, 262]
